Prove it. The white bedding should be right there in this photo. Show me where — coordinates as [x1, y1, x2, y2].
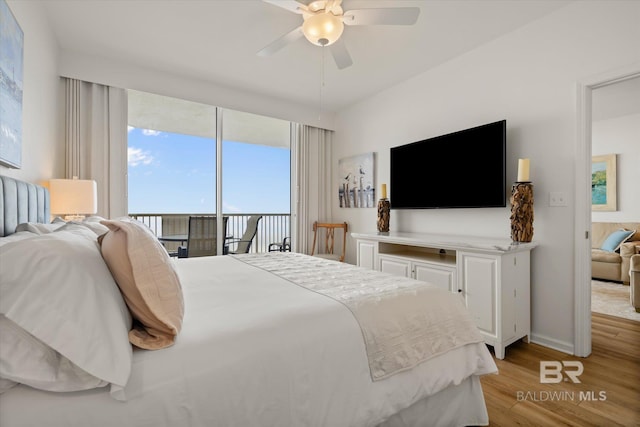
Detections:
[236, 252, 485, 380]
[0, 254, 496, 427]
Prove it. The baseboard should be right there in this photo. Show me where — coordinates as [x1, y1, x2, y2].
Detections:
[530, 333, 574, 356]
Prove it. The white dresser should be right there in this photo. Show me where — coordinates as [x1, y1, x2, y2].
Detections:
[352, 231, 537, 359]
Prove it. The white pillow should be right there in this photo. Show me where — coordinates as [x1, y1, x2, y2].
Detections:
[0, 231, 38, 248]
[57, 221, 109, 236]
[0, 224, 133, 391]
[84, 215, 107, 223]
[15, 222, 65, 235]
[15, 217, 109, 237]
[0, 377, 17, 394]
[16, 216, 109, 235]
[0, 315, 107, 392]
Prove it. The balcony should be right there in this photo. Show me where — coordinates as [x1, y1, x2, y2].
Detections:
[130, 213, 290, 254]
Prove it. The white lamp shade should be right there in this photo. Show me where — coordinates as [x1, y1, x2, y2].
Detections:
[49, 178, 98, 215]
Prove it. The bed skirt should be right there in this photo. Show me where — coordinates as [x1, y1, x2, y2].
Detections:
[380, 375, 488, 427]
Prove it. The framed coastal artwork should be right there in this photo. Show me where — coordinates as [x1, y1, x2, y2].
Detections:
[591, 154, 617, 211]
[0, 0, 24, 168]
[338, 152, 375, 208]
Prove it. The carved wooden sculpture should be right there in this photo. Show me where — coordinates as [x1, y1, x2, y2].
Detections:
[377, 199, 390, 233]
[510, 183, 534, 242]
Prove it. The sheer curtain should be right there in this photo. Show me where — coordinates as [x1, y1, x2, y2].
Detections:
[64, 78, 128, 218]
[292, 123, 333, 254]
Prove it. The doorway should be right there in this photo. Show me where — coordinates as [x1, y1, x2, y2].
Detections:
[590, 77, 640, 321]
[574, 65, 640, 357]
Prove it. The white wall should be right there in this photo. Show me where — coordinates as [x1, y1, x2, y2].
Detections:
[1, 1, 63, 184]
[332, 1, 640, 354]
[592, 113, 640, 222]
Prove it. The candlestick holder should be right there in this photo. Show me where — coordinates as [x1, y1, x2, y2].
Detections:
[510, 182, 534, 243]
[377, 198, 390, 233]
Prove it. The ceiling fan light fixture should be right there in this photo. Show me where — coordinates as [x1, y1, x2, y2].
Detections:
[302, 13, 344, 46]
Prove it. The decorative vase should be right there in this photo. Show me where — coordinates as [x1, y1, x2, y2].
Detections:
[377, 198, 390, 233]
[510, 182, 534, 242]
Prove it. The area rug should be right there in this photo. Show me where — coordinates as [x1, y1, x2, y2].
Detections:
[591, 280, 640, 322]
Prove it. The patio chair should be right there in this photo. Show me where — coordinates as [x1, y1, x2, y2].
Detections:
[311, 221, 348, 262]
[225, 215, 262, 254]
[180, 216, 228, 258]
[269, 237, 291, 252]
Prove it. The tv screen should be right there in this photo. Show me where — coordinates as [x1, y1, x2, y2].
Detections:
[390, 120, 506, 209]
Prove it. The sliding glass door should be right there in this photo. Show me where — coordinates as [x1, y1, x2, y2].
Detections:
[221, 109, 291, 254]
[127, 90, 291, 255]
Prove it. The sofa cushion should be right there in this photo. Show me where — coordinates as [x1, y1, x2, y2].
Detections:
[600, 229, 635, 252]
[591, 249, 622, 263]
[592, 222, 640, 248]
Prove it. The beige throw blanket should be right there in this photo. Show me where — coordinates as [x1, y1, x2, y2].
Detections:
[234, 253, 483, 381]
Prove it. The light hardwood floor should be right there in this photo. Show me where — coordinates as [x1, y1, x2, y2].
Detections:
[481, 313, 640, 427]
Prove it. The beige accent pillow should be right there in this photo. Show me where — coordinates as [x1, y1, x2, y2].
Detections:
[99, 219, 184, 350]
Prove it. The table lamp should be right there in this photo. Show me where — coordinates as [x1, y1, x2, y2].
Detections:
[49, 177, 97, 221]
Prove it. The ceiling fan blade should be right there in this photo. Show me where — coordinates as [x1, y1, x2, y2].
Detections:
[257, 26, 304, 57]
[262, 0, 306, 14]
[329, 39, 353, 70]
[325, 0, 343, 15]
[343, 7, 420, 26]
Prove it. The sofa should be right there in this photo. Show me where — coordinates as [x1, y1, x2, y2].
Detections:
[631, 254, 639, 312]
[591, 222, 640, 284]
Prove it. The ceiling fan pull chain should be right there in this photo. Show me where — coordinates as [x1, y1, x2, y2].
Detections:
[319, 45, 326, 120]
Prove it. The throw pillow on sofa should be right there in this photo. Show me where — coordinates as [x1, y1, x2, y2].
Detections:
[600, 229, 635, 253]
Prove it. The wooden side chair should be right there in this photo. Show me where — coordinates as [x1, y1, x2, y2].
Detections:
[311, 221, 348, 262]
[181, 216, 228, 257]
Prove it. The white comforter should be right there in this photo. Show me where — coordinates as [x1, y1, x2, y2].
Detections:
[0, 255, 496, 427]
[235, 252, 485, 380]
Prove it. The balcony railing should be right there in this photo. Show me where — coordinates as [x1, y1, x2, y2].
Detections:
[129, 213, 290, 254]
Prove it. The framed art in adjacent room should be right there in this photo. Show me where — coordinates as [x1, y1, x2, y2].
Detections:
[591, 154, 617, 211]
[338, 152, 375, 208]
[0, 0, 24, 169]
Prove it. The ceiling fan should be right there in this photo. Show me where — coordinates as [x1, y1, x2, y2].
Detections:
[258, 0, 420, 69]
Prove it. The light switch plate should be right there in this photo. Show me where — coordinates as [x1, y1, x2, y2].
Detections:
[549, 192, 568, 207]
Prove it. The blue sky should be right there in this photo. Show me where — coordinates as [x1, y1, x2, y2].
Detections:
[128, 128, 290, 214]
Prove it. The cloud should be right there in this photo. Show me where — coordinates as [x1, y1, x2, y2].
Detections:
[128, 147, 154, 167]
[127, 127, 161, 135]
[223, 202, 242, 213]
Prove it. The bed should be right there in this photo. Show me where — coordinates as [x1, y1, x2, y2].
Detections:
[0, 175, 497, 427]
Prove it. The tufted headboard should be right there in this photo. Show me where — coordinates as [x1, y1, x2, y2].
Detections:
[0, 175, 50, 237]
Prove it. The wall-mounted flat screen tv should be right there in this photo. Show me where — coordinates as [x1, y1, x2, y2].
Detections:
[390, 120, 506, 209]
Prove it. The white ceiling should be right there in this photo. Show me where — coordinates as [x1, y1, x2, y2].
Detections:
[41, 0, 571, 113]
